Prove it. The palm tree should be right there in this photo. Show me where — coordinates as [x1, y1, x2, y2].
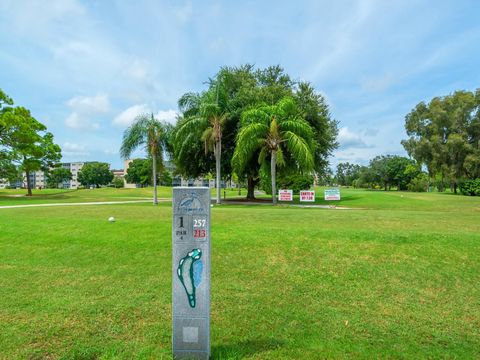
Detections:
[232, 97, 314, 205]
[120, 113, 166, 205]
[175, 95, 227, 204]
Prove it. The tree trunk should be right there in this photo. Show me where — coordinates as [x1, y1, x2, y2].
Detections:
[215, 139, 221, 204]
[271, 150, 277, 205]
[453, 180, 458, 194]
[26, 169, 32, 196]
[152, 153, 158, 205]
[247, 175, 255, 200]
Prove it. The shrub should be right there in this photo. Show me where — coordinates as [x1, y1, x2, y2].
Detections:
[459, 179, 480, 196]
[260, 172, 314, 194]
[407, 173, 429, 192]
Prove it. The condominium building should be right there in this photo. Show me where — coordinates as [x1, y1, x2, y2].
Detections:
[61, 162, 85, 189]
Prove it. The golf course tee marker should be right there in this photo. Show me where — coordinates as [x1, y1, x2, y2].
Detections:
[172, 187, 210, 359]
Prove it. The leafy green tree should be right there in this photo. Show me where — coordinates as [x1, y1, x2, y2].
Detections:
[295, 82, 338, 175]
[120, 114, 167, 205]
[175, 91, 227, 204]
[402, 89, 480, 193]
[408, 173, 430, 192]
[78, 162, 113, 188]
[336, 162, 361, 186]
[173, 65, 338, 200]
[46, 167, 72, 188]
[386, 156, 417, 190]
[125, 158, 152, 186]
[112, 176, 125, 188]
[1, 107, 61, 195]
[233, 97, 314, 204]
[0, 89, 16, 179]
[368, 155, 416, 190]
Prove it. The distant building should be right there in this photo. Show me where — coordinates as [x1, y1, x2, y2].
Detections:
[123, 159, 137, 188]
[6, 161, 113, 190]
[61, 162, 86, 189]
[111, 169, 125, 178]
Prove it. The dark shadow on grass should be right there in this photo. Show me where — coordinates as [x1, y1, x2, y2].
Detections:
[211, 338, 285, 359]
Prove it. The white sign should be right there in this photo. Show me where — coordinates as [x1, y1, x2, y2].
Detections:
[278, 189, 293, 201]
[324, 188, 341, 201]
[300, 190, 315, 202]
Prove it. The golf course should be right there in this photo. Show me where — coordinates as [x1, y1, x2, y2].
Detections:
[0, 187, 479, 359]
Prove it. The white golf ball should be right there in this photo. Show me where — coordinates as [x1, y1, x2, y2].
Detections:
[108, 216, 115, 222]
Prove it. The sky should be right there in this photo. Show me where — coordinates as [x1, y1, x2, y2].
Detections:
[1, 0, 479, 169]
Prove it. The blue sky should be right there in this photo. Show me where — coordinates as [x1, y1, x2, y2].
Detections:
[1, 0, 479, 169]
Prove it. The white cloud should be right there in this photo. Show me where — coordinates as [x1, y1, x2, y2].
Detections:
[67, 93, 109, 114]
[155, 109, 178, 124]
[64, 142, 86, 152]
[112, 104, 150, 128]
[64, 93, 109, 131]
[62, 141, 89, 156]
[65, 113, 100, 130]
[113, 105, 178, 128]
[338, 126, 371, 149]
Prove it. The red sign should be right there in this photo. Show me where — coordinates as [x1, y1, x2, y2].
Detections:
[300, 190, 315, 202]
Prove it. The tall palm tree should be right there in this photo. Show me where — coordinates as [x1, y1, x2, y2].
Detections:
[232, 97, 314, 205]
[175, 98, 227, 204]
[120, 113, 165, 205]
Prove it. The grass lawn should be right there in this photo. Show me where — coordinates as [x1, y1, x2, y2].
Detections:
[0, 187, 244, 206]
[0, 189, 479, 359]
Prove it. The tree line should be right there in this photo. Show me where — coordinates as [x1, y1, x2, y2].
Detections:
[334, 89, 480, 195]
[334, 156, 427, 192]
[121, 64, 339, 205]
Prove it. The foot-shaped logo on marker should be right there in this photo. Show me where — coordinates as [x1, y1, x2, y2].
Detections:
[177, 248, 203, 308]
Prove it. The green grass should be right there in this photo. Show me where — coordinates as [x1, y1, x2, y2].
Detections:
[0, 187, 244, 206]
[0, 189, 479, 359]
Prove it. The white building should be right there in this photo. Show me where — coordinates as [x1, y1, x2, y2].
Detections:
[61, 162, 85, 189]
[11, 162, 87, 189]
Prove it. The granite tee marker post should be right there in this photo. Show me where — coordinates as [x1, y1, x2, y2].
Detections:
[172, 187, 211, 359]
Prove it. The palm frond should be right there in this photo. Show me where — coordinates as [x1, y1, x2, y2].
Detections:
[233, 123, 268, 171]
[178, 92, 201, 115]
[276, 147, 285, 167]
[201, 127, 214, 154]
[120, 113, 150, 159]
[175, 116, 208, 141]
[240, 108, 270, 126]
[283, 131, 314, 170]
[279, 119, 314, 140]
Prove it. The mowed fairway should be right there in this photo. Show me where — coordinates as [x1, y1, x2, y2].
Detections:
[0, 189, 479, 359]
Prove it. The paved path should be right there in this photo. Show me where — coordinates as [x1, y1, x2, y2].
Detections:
[0, 199, 171, 210]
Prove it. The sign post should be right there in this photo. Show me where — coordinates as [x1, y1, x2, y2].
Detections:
[172, 187, 210, 359]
